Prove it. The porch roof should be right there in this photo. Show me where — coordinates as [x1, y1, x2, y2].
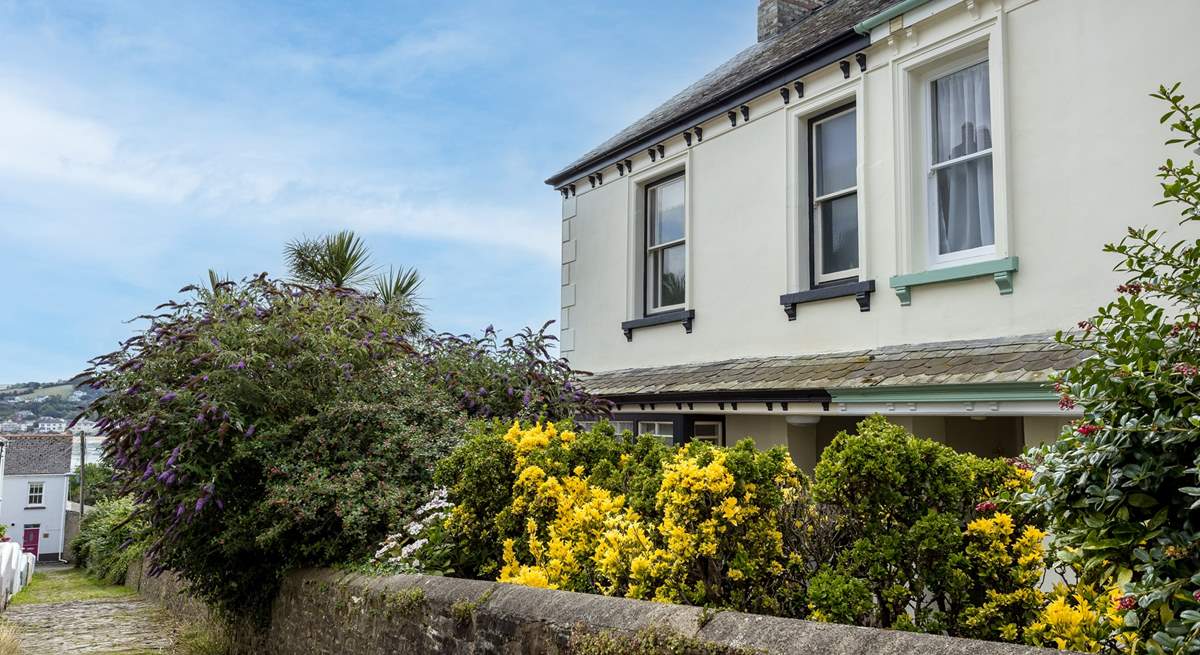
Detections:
[581, 333, 1084, 401]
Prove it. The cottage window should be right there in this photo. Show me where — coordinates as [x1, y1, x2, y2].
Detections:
[644, 174, 686, 312]
[810, 105, 859, 284]
[927, 58, 995, 264]
[692, 421, 723, 445]
[612, 420, 636, 434]
[637, 421, 675, 445]
[27, 482, 44, 506]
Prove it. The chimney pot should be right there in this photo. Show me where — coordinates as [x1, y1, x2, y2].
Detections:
[757, 0, 825, 42]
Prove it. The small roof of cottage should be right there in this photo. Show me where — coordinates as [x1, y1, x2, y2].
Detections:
[545, 0, 896, 186]
[4, 433, 73, 475]
[583, 333, 1084, 400]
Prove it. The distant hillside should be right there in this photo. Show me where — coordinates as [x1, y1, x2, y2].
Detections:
[0, 378, 104, 422]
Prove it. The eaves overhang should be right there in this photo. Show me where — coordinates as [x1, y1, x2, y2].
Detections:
[544, 29, 870, 189]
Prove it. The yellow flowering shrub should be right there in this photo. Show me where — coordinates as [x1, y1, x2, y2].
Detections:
[1025, 583, 1143, 653]
[494, 421, 803, 614]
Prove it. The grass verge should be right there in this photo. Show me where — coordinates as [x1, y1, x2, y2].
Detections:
[9, 568, 135, 606]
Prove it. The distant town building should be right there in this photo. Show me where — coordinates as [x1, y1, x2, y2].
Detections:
[0, 434, 73, 561]
[0, 421, 31, 434]
[34, 417, 67, 433]
[68, 419, 98, 436]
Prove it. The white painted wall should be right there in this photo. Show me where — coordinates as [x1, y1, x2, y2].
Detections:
[0, 474, 69, 560]
[561, 0, 1200, 374]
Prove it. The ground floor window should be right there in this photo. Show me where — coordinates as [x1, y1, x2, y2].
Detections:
[692, 420, 723, 445]
[638, 421, 675, 445]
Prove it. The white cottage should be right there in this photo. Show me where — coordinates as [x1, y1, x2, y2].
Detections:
[547, 0, 1199, 467]
[0, 434, 72, 561]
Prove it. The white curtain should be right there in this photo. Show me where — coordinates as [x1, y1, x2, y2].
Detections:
[933, 61, 994, 255]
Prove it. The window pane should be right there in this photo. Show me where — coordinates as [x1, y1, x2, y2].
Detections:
[650, 177, 685, 245]
[660, 245, 686, 306]
[936, 155, 995, 254]
[819, 193, 859, 275]
[612, 421, 635, 434]
[815, 110, 856, 195]
[932, 61, 991, 164]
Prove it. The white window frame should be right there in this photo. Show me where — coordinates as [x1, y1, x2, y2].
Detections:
[643, 174, 687, 314]
[637, 421, 675, 445]
[809, 105, 861, 284]
[922, 52, 996, 267]
[892, 15, 1011, 275]
[627, 154, 690, 321]
[612, 420, 636, 435]
[27, 481, 44, 506]
[785, 78, 866, 294]
[692, 420, 723, 445]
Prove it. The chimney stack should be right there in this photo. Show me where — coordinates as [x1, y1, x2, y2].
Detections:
[757, 0, 825, 42]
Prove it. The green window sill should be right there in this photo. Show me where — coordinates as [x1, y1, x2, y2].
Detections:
[888, 256, 1018, 306]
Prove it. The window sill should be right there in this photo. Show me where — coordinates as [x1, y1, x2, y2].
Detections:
[889, 257, 1018, 306]
[621, 309, 695, 341]
[779, 280, 875, 320]
[23, 505, 45, 510]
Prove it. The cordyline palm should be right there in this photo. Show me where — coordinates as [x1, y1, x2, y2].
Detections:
[284, 230, 374, 289]
[283, 229, 427, 332]
[374, 266, 427, 332]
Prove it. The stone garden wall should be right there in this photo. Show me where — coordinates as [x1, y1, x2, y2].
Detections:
[265, 568, 1071, 655]
[124, 560, 1075, 654]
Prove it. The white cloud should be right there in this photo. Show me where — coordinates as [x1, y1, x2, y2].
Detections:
[0, 90, 559, 263]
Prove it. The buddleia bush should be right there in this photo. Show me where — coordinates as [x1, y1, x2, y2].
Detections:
[80, 275, 603, 621]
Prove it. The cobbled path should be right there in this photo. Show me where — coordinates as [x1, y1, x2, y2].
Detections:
[5, 569, 176, 654]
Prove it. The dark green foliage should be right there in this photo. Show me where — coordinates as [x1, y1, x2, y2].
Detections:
[71, 496, 147, 584]
[808, 415, 1028, 633]
[415, 323, 613, 421]
[79, 277, 457, 619]
[1032, 84, 1200, 653]
[70, 462, 122, 507]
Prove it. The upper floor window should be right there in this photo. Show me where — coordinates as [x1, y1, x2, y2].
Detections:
[810, 105, 859, 284]
[928, 58, 994, 264]
[27, 481, 44, 506]
[645, 174, 686, 312]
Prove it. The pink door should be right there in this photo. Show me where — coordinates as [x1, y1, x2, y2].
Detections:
[21, 527, 39, 557]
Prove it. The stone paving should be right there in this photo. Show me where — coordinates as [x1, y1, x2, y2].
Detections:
[5, 567, 177, 654]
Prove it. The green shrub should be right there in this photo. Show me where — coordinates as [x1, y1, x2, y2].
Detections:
[81, 278, 463, 620]
[1030, 84, 1200, 654]
[808, 415, 1043, 639]
[72, 496, 147, 584]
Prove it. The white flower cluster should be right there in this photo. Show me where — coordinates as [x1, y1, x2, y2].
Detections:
[372, 487, 453, 572]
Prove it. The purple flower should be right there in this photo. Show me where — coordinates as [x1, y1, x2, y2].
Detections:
[166, 446, 181, 466]
[159, 392, 177, 404]
[229, 360, 246, 370]
[244, 425, 255, 438]
[195, 496, 209, 512]
[142, 463, 155, 481]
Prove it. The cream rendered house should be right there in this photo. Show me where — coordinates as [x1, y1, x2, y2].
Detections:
[548, 0, 1200, 468]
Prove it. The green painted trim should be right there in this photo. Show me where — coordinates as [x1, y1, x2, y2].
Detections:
[889, 257, 1019, 306]
[853, 0, 934, 35]
[831, 382, 1056, 404]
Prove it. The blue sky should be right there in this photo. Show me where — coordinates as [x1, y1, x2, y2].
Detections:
[0, 0, 753, 383]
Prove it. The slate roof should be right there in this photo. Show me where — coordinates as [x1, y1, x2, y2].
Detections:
[3, 434, 73, 475]
[583, 334, 1085, 398]
[545, 0, 896, 186]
